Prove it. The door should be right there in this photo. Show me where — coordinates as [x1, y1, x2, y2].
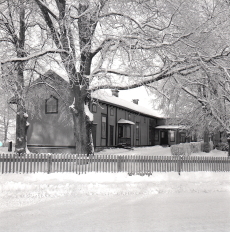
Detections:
[110, 125, 114, 146]
[160, 131, 168, 145]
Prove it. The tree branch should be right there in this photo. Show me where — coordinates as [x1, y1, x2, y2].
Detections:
[34, 0, 59, 20]
[90, 63, 200, 91]
[0, 49, 69, 64]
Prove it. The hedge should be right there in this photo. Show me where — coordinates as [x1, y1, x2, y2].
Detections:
[170, 141, 213, 156]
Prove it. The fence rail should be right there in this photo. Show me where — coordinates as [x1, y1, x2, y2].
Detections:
[0, 153, 230, 175]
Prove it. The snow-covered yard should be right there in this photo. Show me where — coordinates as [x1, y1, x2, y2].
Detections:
[0, 144, 228, 157]
[97, 145, 228, 157]
[0, 146, 230, 232]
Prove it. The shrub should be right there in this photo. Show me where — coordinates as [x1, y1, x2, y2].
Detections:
[170, 144, 185, 156]
[183, 143, 191, 156]
[216, 142, 229, 151]
[190, 142, 202, 153]
[170, 142, 204, 156]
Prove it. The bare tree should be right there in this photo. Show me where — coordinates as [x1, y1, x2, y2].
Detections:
[1, 0, 230, 154]
[0, 0, 68, 153]
[0, 86, 15, 144]
[33, 0, 214, 154]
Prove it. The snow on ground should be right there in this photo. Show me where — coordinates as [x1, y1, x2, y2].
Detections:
[1, 172, 230, 232]
[0, 144, 228, 157]
[0, 146, 230, 232]
[97, 145, 228, 157]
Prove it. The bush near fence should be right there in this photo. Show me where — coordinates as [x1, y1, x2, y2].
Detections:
[170, 141, 213, 156]
[216, 142, 228, 151]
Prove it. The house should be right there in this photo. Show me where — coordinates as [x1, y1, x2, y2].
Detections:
[26, 70, 189, 153]
[155, 125, 190, 146]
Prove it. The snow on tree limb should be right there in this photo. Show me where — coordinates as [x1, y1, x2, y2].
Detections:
[0, 49, 69, 64]
[90, 64, 200, 91]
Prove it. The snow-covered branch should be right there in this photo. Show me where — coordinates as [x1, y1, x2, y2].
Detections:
[0, 49, 69, 64]
[90, 63, 200, 91]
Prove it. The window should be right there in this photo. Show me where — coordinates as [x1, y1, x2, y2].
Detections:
[136, 122, 140, 140]
[169, 130, 175, 142]
[110, 107, 114, 116]
[154, 130, 159, 141]
[101, 115, 107, 138]
[92, 104, 97, 113]
[128, 113, 131, 120]
[45, 96, 58, 114]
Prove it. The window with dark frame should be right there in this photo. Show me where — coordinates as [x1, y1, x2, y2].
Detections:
[101, 115, 107, 139]
[45, 95, 58, 114]
[110, 107, 114, 116]
[136, 122, 140, 140]
[92, 104, 97, 113]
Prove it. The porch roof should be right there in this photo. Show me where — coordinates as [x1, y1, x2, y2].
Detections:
[117, 119, 135, 125]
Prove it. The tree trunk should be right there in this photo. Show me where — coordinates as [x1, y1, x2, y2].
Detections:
[14, 0, 28, 154]
[3, 115, 9, 144]
[70, 79, 94, 155]
[203, 126, 210, 153]
[35, 0, 99, 154]
[15, 104, 28, 154]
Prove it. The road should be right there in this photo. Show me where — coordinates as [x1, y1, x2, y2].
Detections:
[1, 192, 230, 232]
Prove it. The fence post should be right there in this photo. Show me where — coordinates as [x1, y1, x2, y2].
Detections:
[117, 155, 122, 172]
[178, 155, 183, 175]
[47, 154, 52, 174]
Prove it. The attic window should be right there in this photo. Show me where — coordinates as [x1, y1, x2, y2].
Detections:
[45, 95, 58, 114]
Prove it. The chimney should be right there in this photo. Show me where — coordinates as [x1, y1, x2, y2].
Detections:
[132, 99, 139, 105]
[111, 89, 119, 97]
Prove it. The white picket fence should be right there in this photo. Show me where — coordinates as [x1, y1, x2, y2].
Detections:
[1, 153, 230, 175]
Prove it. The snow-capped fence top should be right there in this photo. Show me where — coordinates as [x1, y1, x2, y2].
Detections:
[0, 153, 230, 175]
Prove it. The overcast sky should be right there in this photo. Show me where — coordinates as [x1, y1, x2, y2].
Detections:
[119, 86, 156, 109]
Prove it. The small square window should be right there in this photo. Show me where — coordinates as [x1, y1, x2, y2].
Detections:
[92, 104, 97, 113]
[45, 96, 58, 114]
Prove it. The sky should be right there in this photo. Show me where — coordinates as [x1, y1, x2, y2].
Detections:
[118, 86, 157, 109]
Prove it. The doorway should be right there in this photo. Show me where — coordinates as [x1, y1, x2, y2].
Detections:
[160, 131, 168, 145]
[110, 125, 114, 146]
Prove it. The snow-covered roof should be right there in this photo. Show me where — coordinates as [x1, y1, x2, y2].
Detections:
[155, 125, 188, 130]
[92, 90, 164, 119]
